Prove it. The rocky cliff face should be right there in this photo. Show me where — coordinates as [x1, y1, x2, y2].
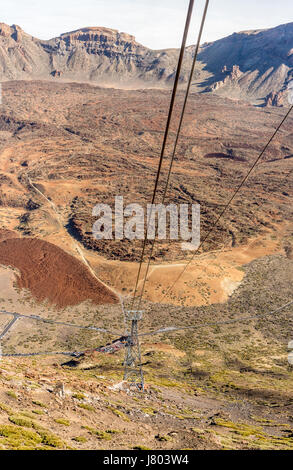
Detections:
[0, 23, 193, 85]
[198, 22, 293, 104]
[57, 27, 140, 55]
[42, 27, 153, 83]
[0, 23, 51, 79]
[205, 65, 243, 92]
[0, 22, 292, 104]
[264, 90, 286, 107]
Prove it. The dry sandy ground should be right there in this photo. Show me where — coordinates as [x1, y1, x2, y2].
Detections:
[88, 224, 289, 306]
[0, 220, 288, 311]
[0, 81, 291, 309]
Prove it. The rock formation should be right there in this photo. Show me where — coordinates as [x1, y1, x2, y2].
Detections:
[0, 21, 292, 103]
[264, 90, 285, 107]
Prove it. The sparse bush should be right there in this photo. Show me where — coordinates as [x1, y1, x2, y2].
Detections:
[0, 425, 42, 449]
[72, 436, 87, 443]
[133, 445, 151, 450]
[38, 430, 64, 448]
[9, 415, 34, 428]
[78, 403, 95, 411]
[72, 392, 85, 400]
[54, 418, 70, 426]
[32, 400, 46, 408]
[108, 406, 130, 422]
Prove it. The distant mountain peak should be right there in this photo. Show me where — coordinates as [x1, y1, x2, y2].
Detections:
[0, 21, 292, 105]
[57, 26, 138, 45]
[0, 22, 22, 37]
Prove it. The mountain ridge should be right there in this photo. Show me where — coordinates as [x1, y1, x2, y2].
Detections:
[0, 21, 292, 104]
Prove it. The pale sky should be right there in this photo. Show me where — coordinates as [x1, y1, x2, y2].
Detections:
[1, 0, 293, 49]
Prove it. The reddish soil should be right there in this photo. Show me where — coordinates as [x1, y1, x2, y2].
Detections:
[0, 82, 292, 263]
[0, 237, 118, 307]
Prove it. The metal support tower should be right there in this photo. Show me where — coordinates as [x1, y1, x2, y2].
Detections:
[123, 310, 144, 391]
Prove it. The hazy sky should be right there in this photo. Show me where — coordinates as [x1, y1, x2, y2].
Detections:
[1, 0, 293, 49]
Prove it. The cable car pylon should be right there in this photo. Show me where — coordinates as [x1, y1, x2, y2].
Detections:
[123, 310, 144, 391]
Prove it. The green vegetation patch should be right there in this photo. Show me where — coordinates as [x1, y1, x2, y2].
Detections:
[155, 434, 171, 441]
[72, 392, 85, 400]
[0, 402, 13, 414]
[83, 426, 120, 440]
[133, 445, 151, 450]
[213, 418, 293, 450]
[77, 403, 95, 411]
[38, 430, 65, 448]
[0, 424, 42, 450]
[108, 406, 130, 422]
[72, 436, 87, 443]
[6, 391, 18, 399]
[54, 418, 70, 426]
[32, 400, 46, 408]
[9, 415, 36, 428]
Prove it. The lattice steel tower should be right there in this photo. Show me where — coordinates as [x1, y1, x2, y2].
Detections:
[123, 310, 144, 391]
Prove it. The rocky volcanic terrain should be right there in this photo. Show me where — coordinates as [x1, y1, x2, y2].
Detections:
[199, 22, 293, 104]
[0, 22, 292, 103]
[0, 79, 291, 309]
[0, 81, 292, 269]
[0, 250, 293, 450]
[0, 20, 292, 451]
